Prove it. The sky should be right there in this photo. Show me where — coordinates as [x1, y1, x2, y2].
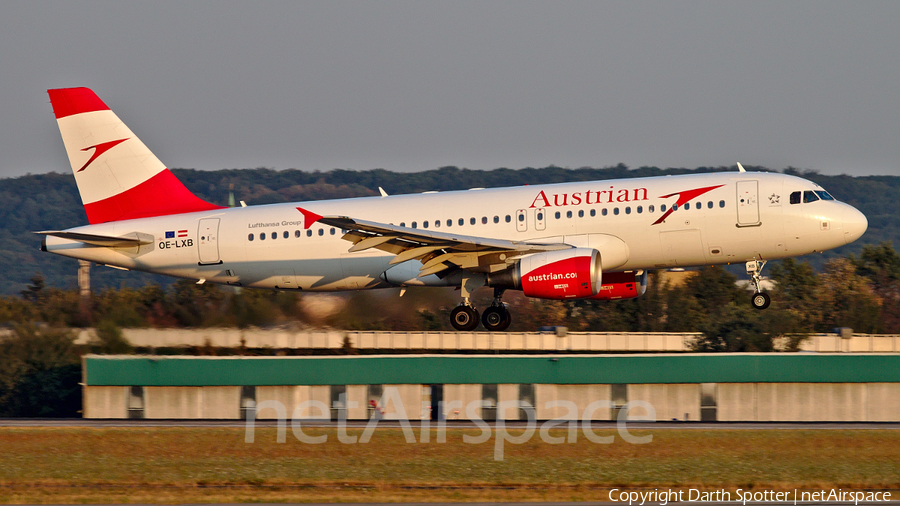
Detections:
[1, 1, 899, 179]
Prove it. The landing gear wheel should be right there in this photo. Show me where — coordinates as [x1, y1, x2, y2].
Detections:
[482, 306, 511, 332]
[450, 305, 480, 331]
[751, 292, 771, 310]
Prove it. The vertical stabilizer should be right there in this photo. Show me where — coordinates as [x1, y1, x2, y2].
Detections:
[48, 87, 223, 224]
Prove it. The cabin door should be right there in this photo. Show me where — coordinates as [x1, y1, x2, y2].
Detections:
[736, 180, 760, 226]
[197, 218, 221, 264]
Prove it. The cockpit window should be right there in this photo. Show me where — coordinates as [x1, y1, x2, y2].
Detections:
[815, 190, 835, 201]
[790, 191, 801, 205]
[803, 190, 820, 203]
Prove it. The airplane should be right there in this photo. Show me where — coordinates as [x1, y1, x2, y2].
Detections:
[38, 87, 868, 331]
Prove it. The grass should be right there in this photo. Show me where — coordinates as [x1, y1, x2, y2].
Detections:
[0, 427, 898, 503]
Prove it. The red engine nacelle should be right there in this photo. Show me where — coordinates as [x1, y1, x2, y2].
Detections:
[589, 270, 648, 300]
[505, 248, 602, 299]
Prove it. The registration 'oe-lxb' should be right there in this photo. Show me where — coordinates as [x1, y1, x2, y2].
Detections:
[39, 88, 868, 331]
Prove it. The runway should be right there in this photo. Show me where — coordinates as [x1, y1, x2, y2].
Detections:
[2, 418, 900, 429]
[25, 503, 900, 506]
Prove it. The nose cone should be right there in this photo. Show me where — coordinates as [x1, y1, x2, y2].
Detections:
[842, 206, 868, 245]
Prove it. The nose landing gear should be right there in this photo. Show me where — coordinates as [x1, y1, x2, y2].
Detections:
[746, 260, 771, 310]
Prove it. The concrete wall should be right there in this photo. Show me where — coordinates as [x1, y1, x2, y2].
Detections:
[73, 329, 698, 352]
[66, 328, 900, 353]
[84, 381, 900, 421]
[536, 384, 612, 421]
[142, 386, 240, 419]
[83, 386, 128, 419]
[628, 383, 700, 421]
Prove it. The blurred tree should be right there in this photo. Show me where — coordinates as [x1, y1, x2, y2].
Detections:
[818, 258, 882, 333]
[92, 320, 133, 354]
[0, 324, 80, 417]
[695, 302, 772, 352]
[851, 242, 900, 333]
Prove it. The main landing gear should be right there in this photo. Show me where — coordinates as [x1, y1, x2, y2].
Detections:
[481, 289, 511, 332]
[746, 260, 771, 310]
[449, 278, 512, 331]
[449, 298, 511, 332]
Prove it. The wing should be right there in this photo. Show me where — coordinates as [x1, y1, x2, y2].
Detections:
[301, 208, 571, 277]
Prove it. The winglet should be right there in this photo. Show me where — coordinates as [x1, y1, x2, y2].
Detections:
[296, 207, 323, 229]
[737, 162, 746, 173]
[378, 187, 389, 197]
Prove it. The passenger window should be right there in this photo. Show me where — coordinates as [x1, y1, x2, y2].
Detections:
[637, 206, 643, 214]
[518, 214, 524, 222]
[672, 204, 678, 211]
[505, 215, 511, 223]
[283, 231, 289, 239]
[602, 208, 608, 216]
[412, 222, 417, 228]
[803, 191, 820, 203]
[330, 228, 335, 235]
[470, 217, 476, 225]
[295, 230, 301, 238]
[536, 212, 543, 221]
[423, 221, 429, 228]
[248, 233, 254, 241]
[707, 201, 713, 209]
[307, 230, 312, 237]
[400, 222, 406, 227]
[790, 192, 801, 204]
[318, 229, 324, 236]
[434, 220, 440, 228]
[458, 218, 463, 226]
[649, 205, 655, 213]
[566, 211, 572, 218]
[719, 200, 725, 208]
[684, 203, 690, 210]
[590, 209, 596, 217]
[555, 211, 561, 219]
[625, 207, 631, 214]
[661, 205, 667, 212]
[578, 210, 584, 218]
[447, 219, 453, 227]
[260, 233, 265, 241]
[493, 216, 499, 224]
[614, 208, 620, 215]
[482, 216, 488, 224]
[271, 232, 277, 240]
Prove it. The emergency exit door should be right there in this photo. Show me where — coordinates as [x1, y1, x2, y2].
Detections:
[198, 218, 221, 264]
[736, 180, 760, 227]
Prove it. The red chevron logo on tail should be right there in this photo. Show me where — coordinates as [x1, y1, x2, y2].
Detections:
[78, 138, 129, 172]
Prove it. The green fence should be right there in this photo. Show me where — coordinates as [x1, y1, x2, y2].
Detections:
[83, 354, 900, 386]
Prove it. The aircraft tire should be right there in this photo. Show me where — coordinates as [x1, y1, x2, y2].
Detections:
[482, 306, 511, 332]
[450, 306, 480, 331]
[751, 292, 771, 310]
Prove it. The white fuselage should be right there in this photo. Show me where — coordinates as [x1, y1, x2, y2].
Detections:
[44, 171, 867, 291]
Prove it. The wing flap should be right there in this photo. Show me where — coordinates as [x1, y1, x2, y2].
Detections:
[304, 209, 572, 274]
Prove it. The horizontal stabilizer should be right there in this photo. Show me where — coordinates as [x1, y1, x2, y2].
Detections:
[35, 230, 153, 248]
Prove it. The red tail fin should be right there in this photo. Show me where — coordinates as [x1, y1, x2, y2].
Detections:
[48, 87, 224, 224]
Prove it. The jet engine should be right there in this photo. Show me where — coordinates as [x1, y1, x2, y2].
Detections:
[589, 270, 648, 300]
[488, 248, 602, 299]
